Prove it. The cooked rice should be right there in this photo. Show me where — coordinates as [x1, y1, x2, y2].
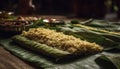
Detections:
[22, 28, 103, 54]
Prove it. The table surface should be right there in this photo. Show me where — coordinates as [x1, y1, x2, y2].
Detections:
[0, 46, 40, 69]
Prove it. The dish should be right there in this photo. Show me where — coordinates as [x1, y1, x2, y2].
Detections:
[0, 20, 33, 33]
[12, 28, 103, 58]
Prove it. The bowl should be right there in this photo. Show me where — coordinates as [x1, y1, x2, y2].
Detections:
[0, 20, 33, 33]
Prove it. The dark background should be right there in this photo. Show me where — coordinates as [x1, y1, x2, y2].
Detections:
[0, 0, 120, 19]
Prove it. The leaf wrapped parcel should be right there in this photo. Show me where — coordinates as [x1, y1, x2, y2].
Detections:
[12, 35, 70, 58]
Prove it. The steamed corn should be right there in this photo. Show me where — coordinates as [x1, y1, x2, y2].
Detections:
[22, 28, 103, 55]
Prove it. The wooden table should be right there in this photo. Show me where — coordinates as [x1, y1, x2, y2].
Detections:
[0, 46, 40, 69]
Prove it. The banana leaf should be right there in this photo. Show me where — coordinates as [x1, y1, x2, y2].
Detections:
[55, 26, 119, 50]
[83, 20, 120, 32]
[0, 39, 55, 68]
[0, 32, 119, 69]
[41, 23, 120, 51]
[12, 35, 71, 59]
[95, 52, 120, 69]
[0, 38, 120, 69]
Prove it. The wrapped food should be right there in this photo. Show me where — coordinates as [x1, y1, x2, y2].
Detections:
[22, 28, 103, 55]
[12, 35, 70, 58]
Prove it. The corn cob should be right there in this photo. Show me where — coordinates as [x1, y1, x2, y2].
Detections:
[22, 28, 103, 55]
[12, 35, 70, 58]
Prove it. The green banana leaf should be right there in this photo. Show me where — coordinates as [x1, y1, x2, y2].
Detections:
[12, 35, 71, 59]
[95, 52, 120, 69]
[84, 20, 120, 32]
[50, 23, 120, 51]
[0, 38, 120, 69]
[55, 26, 119, 50]
[85, 20, 112, 28]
